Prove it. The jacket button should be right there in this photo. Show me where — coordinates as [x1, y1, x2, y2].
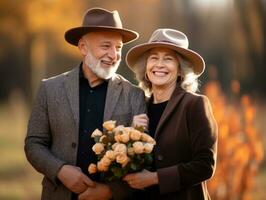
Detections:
[157, 154, 163, 161]
[71, 142, 77, 148]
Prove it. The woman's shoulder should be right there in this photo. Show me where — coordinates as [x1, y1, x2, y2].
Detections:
[183, 91, 211, 107]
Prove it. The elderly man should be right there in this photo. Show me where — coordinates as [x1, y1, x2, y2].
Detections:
[25, 8, 146, 200]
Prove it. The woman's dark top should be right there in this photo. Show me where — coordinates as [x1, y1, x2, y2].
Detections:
[147, 100, 168, 137]
[133, 99, 168, 200]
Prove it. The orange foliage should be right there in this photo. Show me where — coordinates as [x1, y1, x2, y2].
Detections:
[204, 81, 264, 200]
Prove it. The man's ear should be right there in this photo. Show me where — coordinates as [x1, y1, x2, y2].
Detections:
[78, 38, 88, 56]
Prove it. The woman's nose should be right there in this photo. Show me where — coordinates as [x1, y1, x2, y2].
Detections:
[155, 58, 165, 67]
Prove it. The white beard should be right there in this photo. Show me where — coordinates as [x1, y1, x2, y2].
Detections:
[84, 52, 120, 80]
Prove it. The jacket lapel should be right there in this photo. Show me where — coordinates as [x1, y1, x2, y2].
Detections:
[104, 74, 122, 121]
[64, 67, 79, 128]
[154, 86, 186, 139]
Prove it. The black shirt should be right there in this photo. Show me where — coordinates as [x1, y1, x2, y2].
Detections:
[76, 66, 108, 180]
[135, 99, 168, 200]
[147, 100, 168, 137]
[72, 66, 108, 200]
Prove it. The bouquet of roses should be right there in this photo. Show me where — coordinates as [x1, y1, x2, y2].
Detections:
[88, 120, 156, 181]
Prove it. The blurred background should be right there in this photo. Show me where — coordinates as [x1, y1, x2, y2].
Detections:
[0, 0, 265, 199]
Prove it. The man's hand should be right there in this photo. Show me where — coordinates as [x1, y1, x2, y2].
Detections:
[123, 169, 158, 189]
[57, 165, 95, 194]
[78, 182, 112, 200]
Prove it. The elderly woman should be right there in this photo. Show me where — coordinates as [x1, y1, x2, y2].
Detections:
[123, 29, 218, 200]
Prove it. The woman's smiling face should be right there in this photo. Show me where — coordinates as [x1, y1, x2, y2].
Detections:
[146, 47, 180, 88]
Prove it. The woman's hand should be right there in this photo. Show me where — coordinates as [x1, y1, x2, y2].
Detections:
[123, 169, 158, 189]
[132, 114, 149, 130]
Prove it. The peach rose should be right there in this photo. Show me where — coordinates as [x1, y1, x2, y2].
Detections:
[133, 141, 144, 154]
[130, 129, 142, 141]
[113, 125, 125, 134]
[101, 156, 112, 167]
[97, 161, 108, 172]
[120, 132, 130, 143]
[103, 120, 116, 131]
[91, 129, 103, 138]
[147, 137, 156, 145]
[116, 153, 129, 167]
[141, 133, 156, 145]
[105, 150, 115, 161]
[124, 127, 133, 134]
[114, 134, 122, 142]
[112, 142, 119, 150]
[92, 143, 105, 155]
[143, 143, 154, 153]
[88, 163, 97, 174]
[114, 143, 127, 155]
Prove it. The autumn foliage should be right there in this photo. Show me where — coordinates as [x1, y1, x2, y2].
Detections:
[204, 81, 264, 200]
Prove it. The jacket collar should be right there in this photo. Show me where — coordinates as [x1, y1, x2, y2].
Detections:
[63, 65, 123, 128]
[64, 66, 80, 128]
[154, 83, 186, 139]
[103, 74, 123, 121]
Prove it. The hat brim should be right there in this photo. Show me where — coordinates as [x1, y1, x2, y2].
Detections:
[126, 42, 205, 76]
[65, 26, 139, 46]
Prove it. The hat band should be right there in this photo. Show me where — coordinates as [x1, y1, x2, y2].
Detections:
[150, 39, 187, 48]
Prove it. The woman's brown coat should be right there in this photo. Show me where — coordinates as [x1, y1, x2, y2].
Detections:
[151, 84, 218, 200]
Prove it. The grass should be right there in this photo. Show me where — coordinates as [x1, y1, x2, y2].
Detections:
[0, 100, 42, 200]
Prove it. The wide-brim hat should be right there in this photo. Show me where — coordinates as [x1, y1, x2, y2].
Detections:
[126, 29, 205, 76]
[65, 8, 139, 46]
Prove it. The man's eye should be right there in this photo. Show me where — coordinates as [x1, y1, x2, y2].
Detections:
[102, 45, 110, 49]
[116, 46, 122, 51]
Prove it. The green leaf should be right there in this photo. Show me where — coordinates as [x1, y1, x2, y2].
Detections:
[127, 142, 132, 148]
[111, 166, 123, 178]
[94, 136, 100, 143]
[144, 153, 153, 165]
[130, 163, 137, 171]
[101, 136, 109, 145]
[107, 132, 115, 143]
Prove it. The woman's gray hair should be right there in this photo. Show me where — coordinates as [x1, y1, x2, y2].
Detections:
[133, 51, 199, 96]
[176, 54, 199, 93]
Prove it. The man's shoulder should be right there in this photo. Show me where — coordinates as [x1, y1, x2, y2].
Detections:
[112, 74, 142, 92]
[42, 67, 77, 85]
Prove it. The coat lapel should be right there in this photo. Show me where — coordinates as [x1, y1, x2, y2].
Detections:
[104, 74, 122, 121]
[154, 85, 186, 139]
[64, 67, 79, 128]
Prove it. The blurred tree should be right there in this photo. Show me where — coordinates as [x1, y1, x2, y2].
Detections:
[232, 0, 265, 94]
[26, 0, 85, 98]
[204, 79, 264, 200]
[0, 0, 85, 102]
[0, 1, 30, 101]
[0, 0, 265, 102]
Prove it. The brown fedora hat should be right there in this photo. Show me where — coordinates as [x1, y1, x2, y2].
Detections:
[65, 7, 139, 46]
[126, 29, 205, 76]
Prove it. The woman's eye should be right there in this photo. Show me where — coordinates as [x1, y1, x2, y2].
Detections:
[165, 57, 173, 61]
[149, 56, 158, 60]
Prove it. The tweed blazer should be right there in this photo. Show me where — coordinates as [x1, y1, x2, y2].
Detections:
[150, 85, 218, 200]
[24, 66, 146, 200]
